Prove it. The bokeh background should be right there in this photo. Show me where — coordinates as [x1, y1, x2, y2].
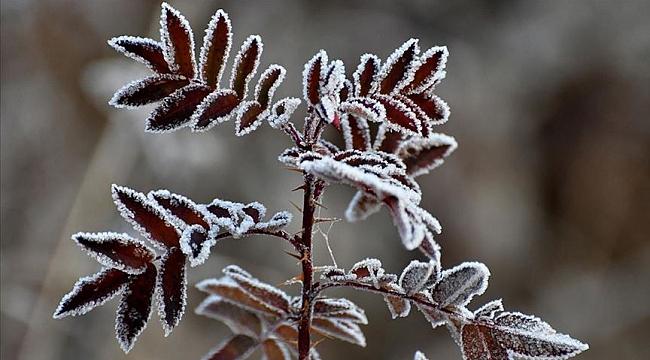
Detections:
[2, 1, 649, 359]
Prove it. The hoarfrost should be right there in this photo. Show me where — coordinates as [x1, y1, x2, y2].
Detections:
[190, 88, 240, 131]
[230, 35, 263, 98]
[108, 36, 171, 74]
[53, 268, 129, 319]
[156, 247, 188, 336]
[198, 9, 232, 87]
[109, 74, 188, 108]
[159, 2, 196, 78]
[474, 299, 504, 320]
[398, 260, 436, 295]
[374, 38, 419, 95]
[431, 262, 490, 308]
[254, 65, 286, 108]
[72, 232, 155, 275]
[115, 263, 156, 353]
[352, 54, 380, 97]
[302, 50, 328, 106]
[311, 318, 367, 347]
[267, 97, 301, 129]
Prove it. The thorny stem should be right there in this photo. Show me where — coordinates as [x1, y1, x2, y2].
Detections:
[298, 172, 320, 360]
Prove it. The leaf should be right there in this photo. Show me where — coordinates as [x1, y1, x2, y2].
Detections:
[235, 101, 265, 136]
[384, 198, 428, 250]
[255, 65, 286, 109]
[230, 35, 263, 99]
[223, 265, 291, 314]
[407, 46, 448, 94]
[474, 299, 504, 320]
[261, 339, 292, 360]
[374, 125, 404, 153]
[345, 191, 382, 222]
[461, 323, 508, 360]
[398, 260, 437, 295]
[112, 185, 181, 250]
[179, 225, 216, 266]
[160, 2, 196, 78]
[191, 89, 241, 131]
[375, 38, 419, 95]
[313, 298, 368, 324]
[431, 262, 490, 308]
[157, 247, 187, 335]
[253, 211, 292, 232]
[197, 278, 284, 316]
[375, 94, 422, 135]
[349, 258, 383, 282]
[303, 50, 327, 106]
[146, 83, 212, 133]
[199, 9, 232, 88]
[242, 202, 266, 223]
[108, 36, 171, 74]
[109, 74, 190, 108]
[148, 189, 211, 230]
[407, 93, 450, 125]
[382, 283, 411, 319]
[267, 97, 301, 129]
[492, 312, 589, 359]
[311, 318, 366, 347]
[202, 334, 258, 360]
[353, 54, 380, 97]
[418, 229, 442, 267]
[415, 297, 448, 329]
[196, 295, 263, 338]
[397, 133, 457, 177]
[339, 97, 386, 124]
[116, 263, 157, 353]
[72, 232, 155, 274]
[53, 268, 129, 318]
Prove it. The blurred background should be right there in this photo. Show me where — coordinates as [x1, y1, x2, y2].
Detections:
[2, 1, 649, 359]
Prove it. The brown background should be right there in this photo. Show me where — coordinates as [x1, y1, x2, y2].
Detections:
[2, 1, 649, 359]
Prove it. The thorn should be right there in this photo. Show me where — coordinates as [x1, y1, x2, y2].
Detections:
[284, 250, 302, 260]
[286, 167, 303, 173]
[277, 275, 303, 287]
[314, 217, 341, 224]
[292, 184, 307, 192]
[312, 200, 328, 210]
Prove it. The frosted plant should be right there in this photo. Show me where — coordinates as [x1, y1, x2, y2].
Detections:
[54, 3, 589, 360]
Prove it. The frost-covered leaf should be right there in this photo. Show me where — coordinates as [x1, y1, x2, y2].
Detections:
[431, 262, 490, 308]
[382, 283, 411, 319]
[345, 191, 382, 222]
[112, 185, 181, 250]
[235, 100, 265, 136]
[149, 189, 211, 230]
[384, 198, 428, 250]
[349, 258, 383, 283]
[413, 351, 429, 360]
[180, 225, 216, 266]
[399, 260, 437, 295]
[72, 232, 155, 275]
[160, 2, 196, 78]
[375, 38, 419, 95]
[339, 97, 386, 125]
[116, 263, 156, 353]
[261, 339, 292, 360]
[242, 202, 266, 223]
[199, 9, 232, 88]
[406, 46, 448, 95]
[461, 323, 508, 360]
[303, 50, 327, 106]
[255, 65, 286, 109]
[353, 54, 380, 97]
[397, 133, 457, 177]
[419, 229, 442, 268]
[202, 334, 258, 360]
[224, 265, 291, 314]
[109, 74, 189, 108]
[493, 312, 588, 359]
[53, 268, 129, 318]
[268, 97, 301, 129]
[196, 295, 263, 338]
[374, 125, 404, 153]
[375, 94, 422, 136]
[407, 93, 450, 126]
[313, 298, 368, 324]
[311, 318, 366, 347]
[253, 211, 293, 232]
[474, 299, 504, 320]
[197, 277, 282, 316]
[108, 36, 171, 74]
[157, 247, 187, 336]
[146, 83, 212, 133]
[339, 114, 371, 151]
[230, 35, 263, 99]
[190, 89, 240, 131]
[415, 298, 448, 329]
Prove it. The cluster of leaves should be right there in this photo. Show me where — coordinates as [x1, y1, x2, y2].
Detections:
[195, 265, 367, 360]
[54, 3, 589, 360]
[320, 253, 588, 359]
[54, 185, 292, 352]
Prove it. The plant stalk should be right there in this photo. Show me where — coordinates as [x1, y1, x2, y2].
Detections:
[298, 173, 318, 360]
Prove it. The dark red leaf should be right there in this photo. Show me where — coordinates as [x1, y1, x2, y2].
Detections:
[148, 190, 210, 230]
[203, 334, 258, 360]
[407, 93, 450, 125]
[160, 3, 196, 78]
[461, 324, 508, 360]
[116, 263, 157, 353]
[191, 89, 240, 131]
[54, 268, 130, 318]
[255, 65, 285, 108]
[146, 84, 211, 133]
[110, 75, 190, 108]
[225, 268, 291, 315]
[353, 54, 380, 97]
[262, 339, 291, 360]
[242, 203, 264, 222]
[378, 39, 419, 94]
[375, 95, 421, 135]
[199, 9, 232, 88]
[230, 35, 262, 98]
[374, 125, 404, 153]
[108, 36, 171, 74]
[340, 115, 371, 151]
[158, 247, 187, 335]
[303, 51, 326, 106]
[397, 135, 457, 177]
[112, 185, 181, 249]
[196, 296, 263, 337]
[235, 101, 264, 136]
[407, 46, 448, 94]
[73, 232, 155, 274]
